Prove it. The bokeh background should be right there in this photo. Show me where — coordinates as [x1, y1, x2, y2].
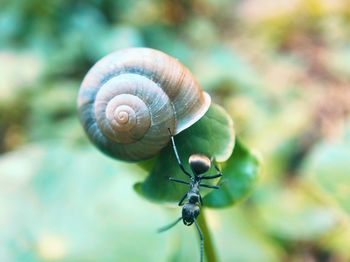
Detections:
[1, 0, 350, 261]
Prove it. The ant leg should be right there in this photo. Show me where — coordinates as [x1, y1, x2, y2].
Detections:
[214, 164, 222, 173]
[194, 218, 204, 262]
[200, 164, 223, 179]
[178, 192, 188, 206]
[169, 177, 190, 186]
[168, 128, 192, 178]
[157, 217, 182, 233]
[200, 173, 222, 180]
[200, 184, 220, 189]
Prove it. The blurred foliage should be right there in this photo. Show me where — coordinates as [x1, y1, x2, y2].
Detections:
[1, 0, 350, 261]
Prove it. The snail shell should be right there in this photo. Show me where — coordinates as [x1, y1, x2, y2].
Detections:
[78, 48, 211, 161]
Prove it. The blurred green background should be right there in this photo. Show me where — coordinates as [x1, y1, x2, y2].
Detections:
[1, 0, 350, 261]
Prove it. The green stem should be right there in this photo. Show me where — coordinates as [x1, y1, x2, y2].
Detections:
[197, 209, 218, 262]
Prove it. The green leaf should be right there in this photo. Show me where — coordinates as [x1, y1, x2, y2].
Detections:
[203, 139, 260, 208]
[134, 103, 235, 203]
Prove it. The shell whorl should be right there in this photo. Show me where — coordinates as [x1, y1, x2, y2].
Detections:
[78, 48, 211, 161]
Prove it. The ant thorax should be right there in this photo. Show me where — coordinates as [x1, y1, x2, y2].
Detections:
[188, 191, 200, 204]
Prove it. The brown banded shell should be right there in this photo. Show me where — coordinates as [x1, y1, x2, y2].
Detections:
[77, 48, 211, 161]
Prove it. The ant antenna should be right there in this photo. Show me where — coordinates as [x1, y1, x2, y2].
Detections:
[158, 217, 204, 262]
[194, 218, 204, 262]
[157, 217, 182, 233]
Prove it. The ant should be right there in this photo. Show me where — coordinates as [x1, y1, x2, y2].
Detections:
[158, 128, 223, 262]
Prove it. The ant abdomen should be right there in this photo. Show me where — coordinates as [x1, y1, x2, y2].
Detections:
[189, 154, 211, 175]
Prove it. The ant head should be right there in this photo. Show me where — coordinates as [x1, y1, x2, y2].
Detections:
[189, 154, 211, 175]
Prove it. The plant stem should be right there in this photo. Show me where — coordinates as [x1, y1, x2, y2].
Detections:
[197, 209, 218, 262]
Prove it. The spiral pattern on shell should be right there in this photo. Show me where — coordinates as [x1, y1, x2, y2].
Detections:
[78, 48, 211, 161]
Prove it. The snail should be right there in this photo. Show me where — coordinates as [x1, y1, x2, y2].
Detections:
[77, 48, 211, 161]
